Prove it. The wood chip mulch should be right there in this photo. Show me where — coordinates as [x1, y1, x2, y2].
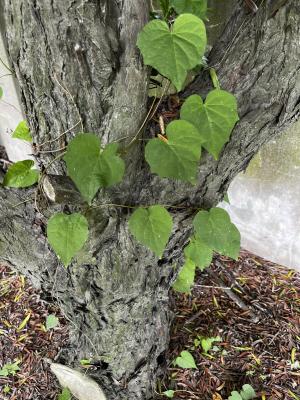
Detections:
[0, 264, 68, 400]
[159, 250, 300, 400]
[1, 251, 299, 399]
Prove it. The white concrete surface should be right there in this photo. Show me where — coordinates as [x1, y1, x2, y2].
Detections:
[0, 32, 32, 161]
[222, 121, 300, 271]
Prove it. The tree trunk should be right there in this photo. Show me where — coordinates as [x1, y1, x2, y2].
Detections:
[1, 1, 300, 398]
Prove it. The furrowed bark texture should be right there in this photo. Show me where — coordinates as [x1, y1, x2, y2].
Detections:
[1, 1, 300, 399]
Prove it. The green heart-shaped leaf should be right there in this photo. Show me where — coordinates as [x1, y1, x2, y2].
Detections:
[201, 336, 221, 353]
[47, 213, 89, 266]
[3, 160, 39, 188]
[184, 236, 213, 270]
[180, 90, 239, 159]
[128, 205, 173, 258]
[240, 384, 256, 400]
[145, 120, 204, 184]
[172, 259, 196, 293]
[45, 315, 59, 331]
[137, 14, 207, 91]
[170, 0, 207, 19]
[64, 134, 125, 204]
[12, 120, 32, 142]
[163, 390, 175, 398]
[229, 392, 243, 400]
[175, 350, 197, 369]
[193, 207, 240, 260]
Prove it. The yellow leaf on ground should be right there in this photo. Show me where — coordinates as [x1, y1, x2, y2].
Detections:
[17, 313, 31, 331]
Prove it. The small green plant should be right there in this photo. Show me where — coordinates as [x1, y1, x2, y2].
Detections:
[162, 389, 175, 398]
[228, 384, 256, 400]
[0, 360, 21, 377]
[174, 350, 197, 369]
[58, 387, 72, 400]
[3, 385, 11, 394]
[194, 335, 222, 354]
[45, 314, 59, 331]
[80, 359, 92, 366]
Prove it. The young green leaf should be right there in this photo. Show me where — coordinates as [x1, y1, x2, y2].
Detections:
[180, 90, 239, 159]
[175, 350, 197, 369]
[170, 0, 207, 19]
[172, 259, 196, 293]
[47, 213, 89, 266]
[3, 160, 39, 188]
[145, 120, 204, 184]
[12, 120, 32, 142]
[163, 390, 175, 398]
[201, 336, 221, 353]
[3, 385, 11, 394]
[184, 237, 213, 270]
[193, 208, 241, 260]
[128, 205, 172, 258]
[137, 14, 207, 91]
[58, 388, 72, 400]
[80, 359, 92, 366]
[0, 361, 20, 377]
[240, 384, 256, 400]
[229, 392, 243, 400]
[224, 193, 230, 204]
[46, 314, 59, 331]
[64, 134, 125, 204]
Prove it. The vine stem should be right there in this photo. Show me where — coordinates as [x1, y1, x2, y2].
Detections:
[0, 56, 13, 73]
[0, 99, 22, 115]
[53, 74, 84, 132]
[0, 73, 12, 79]
[38, 120, 81, 148]
[12, 195, 34, 208]
[126, 80, 171, 149]
[126, 95, 157, 147]
[89, 202, 199, 211]
[210, 0, 266, 71]
[38, 146, 67, 154]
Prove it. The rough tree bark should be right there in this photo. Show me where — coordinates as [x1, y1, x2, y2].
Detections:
[0, 1, 300, 399]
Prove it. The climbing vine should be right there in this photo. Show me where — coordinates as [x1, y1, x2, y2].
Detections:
[1, 0, 241, 293]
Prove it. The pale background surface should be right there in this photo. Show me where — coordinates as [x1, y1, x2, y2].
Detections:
[222, 122, 300, 271]
[0, 32, 32, 162]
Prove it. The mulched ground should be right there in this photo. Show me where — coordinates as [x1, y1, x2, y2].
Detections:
[0, 250, 299, 399]
[159, 250, 300, 400]
[0, 265, 68, 399]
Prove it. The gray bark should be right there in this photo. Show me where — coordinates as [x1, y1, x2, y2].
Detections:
[1, 1, 300, 399]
